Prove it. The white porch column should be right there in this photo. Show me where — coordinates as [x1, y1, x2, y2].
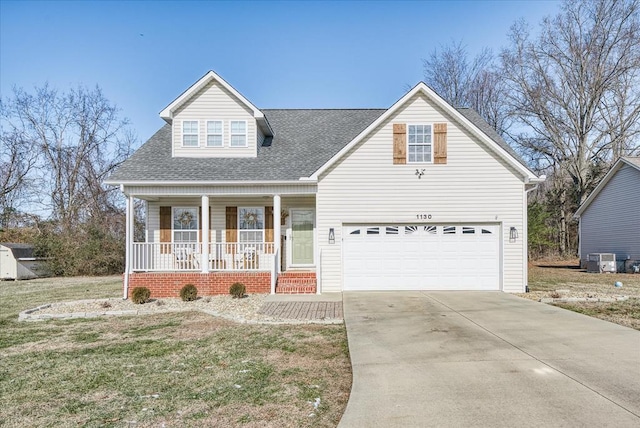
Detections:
[123, 193, 133, 299]
[201, 195, 209, 273]
[274, 194, 281, 272]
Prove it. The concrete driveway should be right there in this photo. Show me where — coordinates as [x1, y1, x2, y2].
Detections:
[339, 292, 640, 427]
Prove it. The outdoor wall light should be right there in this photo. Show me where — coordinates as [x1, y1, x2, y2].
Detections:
[509, 227, 518, 242]
[328, 228, 335, 244]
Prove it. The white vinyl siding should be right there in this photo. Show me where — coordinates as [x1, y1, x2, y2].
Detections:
[172, 79, 257, 158]
[182, 121, 199, 147]
[580, 164, 640, 263]
[316, 92, 527, 293]
[206, 120, 223, 147]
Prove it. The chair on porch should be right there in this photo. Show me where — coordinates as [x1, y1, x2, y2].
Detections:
[174, 247, 197, 270]
[242, 246, 257, 269]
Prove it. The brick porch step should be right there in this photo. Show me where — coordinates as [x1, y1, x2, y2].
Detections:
[276, 271, 317, 294]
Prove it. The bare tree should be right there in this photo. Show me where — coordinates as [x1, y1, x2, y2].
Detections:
[501, 0, 640, 202]
[2, 84, 135, 230]
[0, 116, 37, 228]
[423, 40, 511, 135]
[500, 0, 640, 254]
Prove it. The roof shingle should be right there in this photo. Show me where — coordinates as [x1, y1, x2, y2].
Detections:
[107, 107, 532, 183]
[108, 109, 385, 182]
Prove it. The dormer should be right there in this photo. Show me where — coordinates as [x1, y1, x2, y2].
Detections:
[160, 71, 273, 158]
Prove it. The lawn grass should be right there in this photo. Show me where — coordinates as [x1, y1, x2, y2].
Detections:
[528, 260, 640, 331]
[0, 277, 351, 427]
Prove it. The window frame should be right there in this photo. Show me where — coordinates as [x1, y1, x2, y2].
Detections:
[238, 206, 265, 243]
[172, 207, 199, 243]
[230, 120, 248, 147]
[406, 123, 433, 164]
[206, 120, 223, 147]
[182, 120, 199, 147]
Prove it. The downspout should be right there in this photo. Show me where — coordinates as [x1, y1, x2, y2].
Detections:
[122, 185, 131, 300]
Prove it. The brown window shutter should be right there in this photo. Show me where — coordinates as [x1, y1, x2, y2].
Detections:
[393, 123, 406, 164]
[160, 206, 171, 254]
[226, 206, 237, 243]
[265, 206, 274, 252]
[433, 123, 447, 164]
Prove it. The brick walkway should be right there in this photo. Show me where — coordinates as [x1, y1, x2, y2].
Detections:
[258, 301, 343, 320]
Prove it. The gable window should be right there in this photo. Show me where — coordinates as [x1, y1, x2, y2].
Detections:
[230, 121, 247, 147]
[238, 207, 264, 242]
[206, 120, 223, 147]
[173, 207, 198, 242]
[182, 121, 199, 147]
[407, 124, 432, 163]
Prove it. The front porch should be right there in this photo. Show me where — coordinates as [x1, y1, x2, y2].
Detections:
[122, 191, 319, 298]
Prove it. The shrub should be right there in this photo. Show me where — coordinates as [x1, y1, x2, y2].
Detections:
[180, 284, 198, 302]
[229, 282, 246, 299]
[131, 287, 151, 304]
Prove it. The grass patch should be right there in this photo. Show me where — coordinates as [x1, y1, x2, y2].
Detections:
[527, 259, 640, 330]
[0, 277, 351, 427]
[553, 298, 640, 330]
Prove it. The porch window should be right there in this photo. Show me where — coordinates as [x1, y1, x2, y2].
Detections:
[238, 207, 264, 242]
[173, 207, 198, 242]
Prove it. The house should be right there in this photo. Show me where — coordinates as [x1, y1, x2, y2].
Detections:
[105, 71, 543, 299]
[574, 157, 640, 272]
[0, 243, 49, 280]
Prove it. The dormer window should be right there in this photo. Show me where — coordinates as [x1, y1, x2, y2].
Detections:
[206, 120, 223, 147]
[182, 121, 199, 147]
[230, 121, 247, 147]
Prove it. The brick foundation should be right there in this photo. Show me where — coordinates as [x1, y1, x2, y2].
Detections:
[126, 271, 271, 298]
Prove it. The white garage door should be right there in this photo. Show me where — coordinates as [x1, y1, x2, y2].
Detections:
[343, 224, 500, 291]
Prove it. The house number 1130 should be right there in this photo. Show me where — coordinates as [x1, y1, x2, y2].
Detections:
[416, 214, 432, 220]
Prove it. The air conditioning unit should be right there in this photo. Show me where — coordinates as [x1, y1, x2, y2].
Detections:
[587, 253, 616, 273]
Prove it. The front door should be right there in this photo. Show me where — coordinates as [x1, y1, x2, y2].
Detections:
[291, 209, 314, 265]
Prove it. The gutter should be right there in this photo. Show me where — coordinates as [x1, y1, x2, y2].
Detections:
[104, 179, 315, 186]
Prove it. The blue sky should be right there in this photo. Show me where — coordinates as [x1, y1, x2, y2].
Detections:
[1, 0, 560, 143]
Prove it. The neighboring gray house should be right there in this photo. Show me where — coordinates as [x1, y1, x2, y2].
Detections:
[575, 157, 640, 272]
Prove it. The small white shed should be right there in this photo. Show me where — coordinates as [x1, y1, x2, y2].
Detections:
[0, 243, 49, 280]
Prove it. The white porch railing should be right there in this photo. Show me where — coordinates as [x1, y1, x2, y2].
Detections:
[131, 242, 276, 272]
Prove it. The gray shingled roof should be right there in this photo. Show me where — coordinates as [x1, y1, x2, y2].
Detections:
[107, 107, 531, 183]
[108, 109, 385, 182]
